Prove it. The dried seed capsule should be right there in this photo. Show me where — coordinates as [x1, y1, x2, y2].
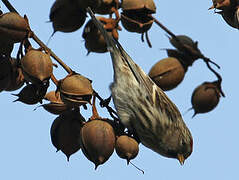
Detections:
[82, 18, 118, 54]
[60, 74, 93, 107]
[50, 109, 84, 160]
[169, 35, 195, 51]
[120, 0, 156, 33]
[148, 57, 185, 91]
[42, 91, 70, 115]
[5, 58, 25, 91]
[0, 12, 29, 43]
[0, 41, 14, 56]
[12, 83, 48, 105]
[21, 49, 53, 85]
[50, 0, 86, 33]
[80, 119, 116, 169]
[191, 82, 221, 116]
[115, 135, 139, 164]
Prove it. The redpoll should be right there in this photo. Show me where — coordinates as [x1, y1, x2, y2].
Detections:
[87, 8, 193, 165]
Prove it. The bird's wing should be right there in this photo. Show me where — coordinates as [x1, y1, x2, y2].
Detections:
[87, 8, 155, 103]
[87, 8, 182, 122]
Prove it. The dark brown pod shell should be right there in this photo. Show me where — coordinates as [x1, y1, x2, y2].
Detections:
[0, 12, 29, 43]
[121, 0, 156, 14]
[0, 55, 12, 92]
[94, 0, 118, 15]
[120, 11, 154, 33]
[12, 83, 48, 105]
[50, 0, 86, 33]
[80, 120, 116, 169]
[50, 110, 84, 160]
[5, 58, 25, 91]
[169, 35, 195, 51]
[21, 49, 53, 84]
[115, 135, 139, 164]
[0, 41, 14, 56]
[148, 57, 185, 91]
[60, 74, 93, 106]
[42, 103, 70, 115]
[82, 18, 118, 54]
[191, 82, 221, 116]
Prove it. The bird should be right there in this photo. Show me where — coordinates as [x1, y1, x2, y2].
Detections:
[87, 8, 193, 165]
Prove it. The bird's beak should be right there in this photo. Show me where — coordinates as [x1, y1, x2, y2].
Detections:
[177, 154, 185, 165]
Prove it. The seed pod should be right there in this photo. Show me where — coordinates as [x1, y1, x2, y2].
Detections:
[94, 0, 119, 15]
[120, 0, 156, 33]
[12, 83, 48, 105]
[80, 119, 116, 169]
[120, 12, 154, 33]
[121, 0, 156, 14]
[191, 82, 221, 116]
[0, 55, 12, 92]
[115, 135, 139, 164]
[148, 57, 185, 91]
[0, 41, 14, 56]
[0, 12, 29, 43]
[166, 49, 194, 67]
[218, 9, 238, 29]
[169, 35, 196, 51]
[42, 91, 70, 115]
[50, 0, 86, 33]
[82, 18, 118, 54]
[21, 49, 53, 85]
[60, 74, 93, 107]
[50, 109, 84, 160]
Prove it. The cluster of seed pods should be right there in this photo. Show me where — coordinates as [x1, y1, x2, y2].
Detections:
[49, 0, 157, 50]
[148, 33, 225, 116]
[49, 98, 140, 169]
[0, 2, 141, 169]
[0, 0, 227, 172]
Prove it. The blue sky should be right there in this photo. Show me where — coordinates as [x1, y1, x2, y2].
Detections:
[0, 0, 238, 179]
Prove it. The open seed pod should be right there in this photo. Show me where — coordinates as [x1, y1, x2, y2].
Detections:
[50, 109, 85, 160]
[94, 0, 119, 15]
[218, 8, 239, 29]
[5, 58, 25, 91]
[0, 55, 12, 92]
[50, 0, 86, 33]
[21, 49, 53, 85]
[12, 83, 48, 105]
[59, 74, 93, 107]
[0, 12, 29, 43]
[82, 17, 119, 54]
[80, 119, 116, 169]
[120, 0, 156, 33]
[148, 57, 185, 91]
[42, 91, 70, 115]
[115, 135, 139, 164]
[0, 41, 14, 56]
[191, 81, 222, 116]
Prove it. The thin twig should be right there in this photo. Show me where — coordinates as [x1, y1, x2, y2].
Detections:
[93, 90, 119, 121]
